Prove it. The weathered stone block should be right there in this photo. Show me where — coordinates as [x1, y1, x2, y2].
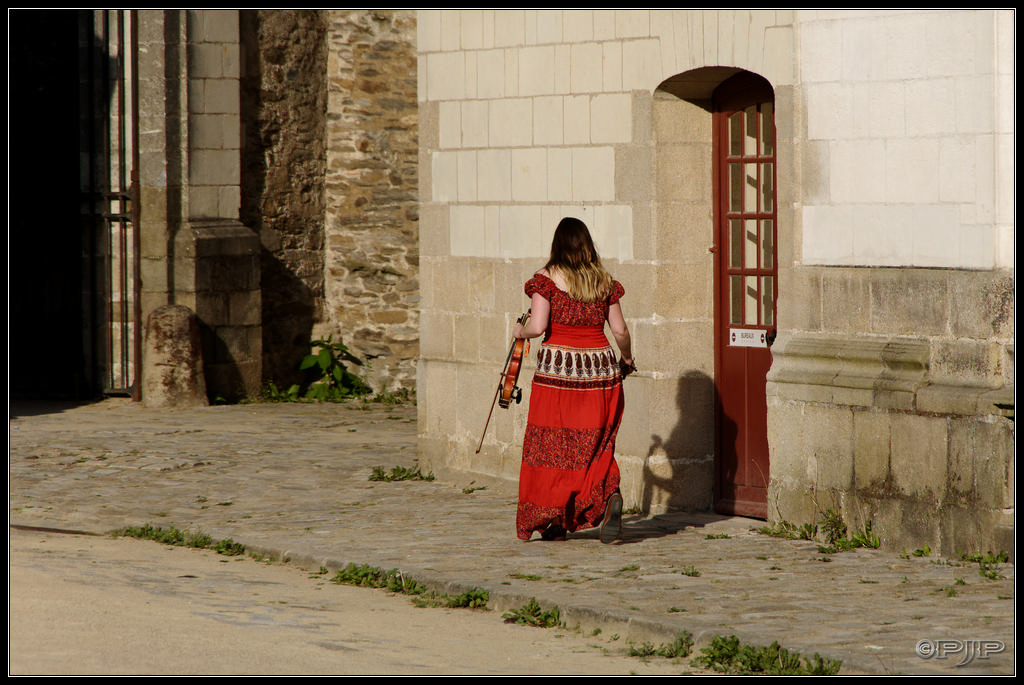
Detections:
[143, 304, 208, 408]
[852, 409, 891, 491]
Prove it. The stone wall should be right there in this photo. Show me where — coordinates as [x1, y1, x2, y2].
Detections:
[323, 10, 419, 392]
[767, 268, 1015, 557]
[239, 9, 419, 394]
[240, 10, 328, 389]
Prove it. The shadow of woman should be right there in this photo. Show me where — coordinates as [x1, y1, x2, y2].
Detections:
[619, 371, 738, 542]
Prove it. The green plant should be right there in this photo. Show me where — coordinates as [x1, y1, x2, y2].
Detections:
[445, 588, 490, 609]
[331, 563, 490, 609]
[958, 550, 1008, 580]
[628, 642, 659, 658]
[509, 572, 543, 581]
[331, 563, 428, 596]
[114, 524, 245, 556]
[369, 464, 434, 482]
[261, 380, 302, 402]
[819, 509, 846, 546]
[211, 538, 247, 556]
[631, 632, 692, 659]
[299, 335, 372, 401]
[502, 598, 561, 627]
[849, 520, 881, 548]
[693, 635, 842, 675]
[902, 544, 932, 558]
[756, 520, 816, 541]
[258, 335, 373, 403]
[816, 515, 880, 554]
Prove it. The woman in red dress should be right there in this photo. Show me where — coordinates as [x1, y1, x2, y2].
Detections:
[511, 217, 635, 543]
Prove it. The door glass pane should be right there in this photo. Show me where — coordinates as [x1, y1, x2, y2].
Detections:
[729, 111, 743, 156]
[730, 275, 743, 324]
[744, 163, 758, 213]
[744, 106, 758, 156]
[761, 102, 774, 156]
[745, 276, 758, 325]
[729, 219, 743, 269]
[760, 162, 774, 213]
[761, 219, 774, 269]
[729, 163, 743, 212]
[744, 219, 758, 269]
[761, 276, 774, 326]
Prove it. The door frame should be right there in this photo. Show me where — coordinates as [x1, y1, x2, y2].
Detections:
[711, 71, 778, 518]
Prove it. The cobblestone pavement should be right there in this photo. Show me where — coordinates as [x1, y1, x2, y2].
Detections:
[8, 399, 1015, 675]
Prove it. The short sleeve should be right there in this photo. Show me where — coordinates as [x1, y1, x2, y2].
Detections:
[609, 280, 625, 304]
[525, 274, 558, 300]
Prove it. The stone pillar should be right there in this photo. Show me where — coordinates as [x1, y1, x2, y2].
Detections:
[185, 10, 262, 402]
[192, 220, 262, 402]
[136, 10, 261, 403]
[143, 304, 208, 407]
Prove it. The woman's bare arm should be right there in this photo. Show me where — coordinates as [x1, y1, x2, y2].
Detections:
[607, 302, 633, 369]
[512, 292, 550, 339]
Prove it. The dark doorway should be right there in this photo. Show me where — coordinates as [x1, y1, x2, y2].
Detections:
[9, 10, 90, 399]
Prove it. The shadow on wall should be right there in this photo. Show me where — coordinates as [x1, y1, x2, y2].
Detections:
[239, 10, 327, 394]
[259, 250, 319, 389]
[639, 370, 730, 515]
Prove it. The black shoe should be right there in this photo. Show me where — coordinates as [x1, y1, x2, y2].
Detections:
[599, 493, 623, 544]
[541, 524, 567, 541]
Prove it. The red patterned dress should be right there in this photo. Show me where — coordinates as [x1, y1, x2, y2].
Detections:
[516, 273, 625, 540]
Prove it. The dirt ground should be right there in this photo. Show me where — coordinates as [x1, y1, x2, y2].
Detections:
[8, 527, 716, 676]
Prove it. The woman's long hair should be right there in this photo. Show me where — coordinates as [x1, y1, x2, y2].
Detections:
[544, 217, 613, 303]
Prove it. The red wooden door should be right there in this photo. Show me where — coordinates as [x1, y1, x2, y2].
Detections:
[713, 74, 777, 519]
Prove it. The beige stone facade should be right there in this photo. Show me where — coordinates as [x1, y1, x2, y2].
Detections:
[417, 10, 1014, 555]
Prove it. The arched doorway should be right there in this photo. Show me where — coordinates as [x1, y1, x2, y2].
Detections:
[652, 67, 777, 518]
[712, 72, 777, 518]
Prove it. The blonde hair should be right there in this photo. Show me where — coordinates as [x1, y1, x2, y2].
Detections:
[544, 218, 613, 303]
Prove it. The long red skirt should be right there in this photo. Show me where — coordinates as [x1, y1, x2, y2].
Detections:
[516, 325, 623, 540]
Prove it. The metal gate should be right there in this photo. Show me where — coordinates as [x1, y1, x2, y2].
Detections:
[83, 10, 140, 397]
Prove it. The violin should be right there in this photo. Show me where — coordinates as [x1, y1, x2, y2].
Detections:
[499, 310, 531, 408]
[476, 310, 531, 453]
